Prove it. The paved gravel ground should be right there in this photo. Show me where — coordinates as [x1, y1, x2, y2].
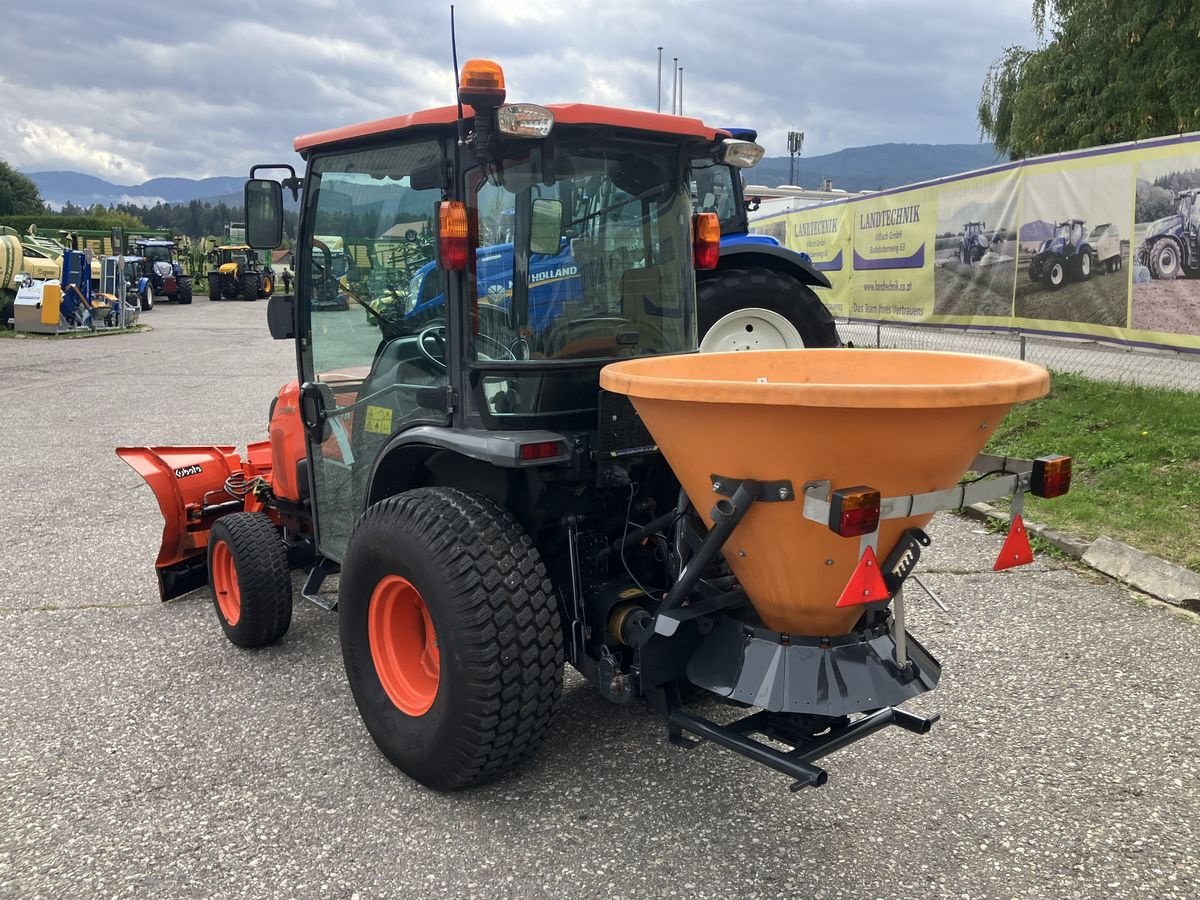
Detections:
[1, 302, 1198, 899]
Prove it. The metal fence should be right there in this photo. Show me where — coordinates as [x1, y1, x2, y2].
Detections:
[837, 320, 1200, 393]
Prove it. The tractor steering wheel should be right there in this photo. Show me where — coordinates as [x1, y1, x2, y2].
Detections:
[416, 324, 517, 370]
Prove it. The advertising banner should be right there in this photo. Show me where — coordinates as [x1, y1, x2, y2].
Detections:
[751, 204, 852, 315]
[753, 132, 1200, 352]
[847, 186, 935, 321]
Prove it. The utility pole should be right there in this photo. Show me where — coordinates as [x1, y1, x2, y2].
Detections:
[787, 130, 805, 186]
[657, 47, 663, 113]
[672, 57, 678, 114]
[678, 67, 683, 116]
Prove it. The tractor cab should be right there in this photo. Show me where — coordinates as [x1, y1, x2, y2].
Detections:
[964, 221, 985, 238]
[245, 60, 753, 558]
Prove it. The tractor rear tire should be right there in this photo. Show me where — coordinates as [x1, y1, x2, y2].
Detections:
[242, 273, 259, 301]
[208, 272, 221, 301]
[697, 268, 840, 352]
[1149, 238, 1182, 280]
[208, 512, 293, 648]
[140, 286, 154, 311]
[338, 488, 563, 791]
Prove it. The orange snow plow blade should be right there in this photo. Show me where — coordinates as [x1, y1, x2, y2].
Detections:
[117, 445, 256, 600]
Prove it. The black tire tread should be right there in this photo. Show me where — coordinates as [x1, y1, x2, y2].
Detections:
[209, 512, 292, 648]
[207, 272, 221, 301]
[341, 488, 563, 790]
[242, 272, 259, 301]
[697, 267, 841, 348]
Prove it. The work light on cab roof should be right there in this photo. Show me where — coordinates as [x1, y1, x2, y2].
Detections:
[721, 139, 765, 168]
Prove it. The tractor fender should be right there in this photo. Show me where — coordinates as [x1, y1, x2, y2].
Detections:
[138, 276, 151, 294]
[366, 425, 571, 509]
[711, 242, 832, 290]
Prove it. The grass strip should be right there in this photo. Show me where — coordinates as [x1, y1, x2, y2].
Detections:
[985, 370, 1200, 572]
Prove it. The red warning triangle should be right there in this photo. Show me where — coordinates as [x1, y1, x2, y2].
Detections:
[993, 513, 1034, 571]
[837, 546, 891, 607]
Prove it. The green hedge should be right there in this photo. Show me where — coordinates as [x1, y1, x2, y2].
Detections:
[0, 214, 144, 233]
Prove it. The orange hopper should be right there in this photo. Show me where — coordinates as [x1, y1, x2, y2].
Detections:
[600, 349, 1048, 637]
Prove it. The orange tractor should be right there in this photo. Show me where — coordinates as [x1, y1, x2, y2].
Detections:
[120, 59, 1071, 792]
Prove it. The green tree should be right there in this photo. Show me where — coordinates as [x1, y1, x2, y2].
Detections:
[979, 1, 1200, 158]
[0, 159, 45, 216]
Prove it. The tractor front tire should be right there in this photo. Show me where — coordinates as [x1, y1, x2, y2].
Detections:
[178, 281, 193, 305]
[697, 268, 840, 352]
[339, 488, 563, 791]
[208, 272, 222, 301]
[242, 273, 259, 301]
[208, 512, 292, 648]
[1044, 257, 1066, 290]
[140, 286, 154, 311]
[1149, 238, 1182, 280]
[1076, 250, 1092, 281]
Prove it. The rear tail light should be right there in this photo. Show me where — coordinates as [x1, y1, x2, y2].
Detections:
[693, 212, 720, 270]
[438, 201, 469, 270]
[1031, 455, 1071, 498]
[519, 440, 567, 462]
[829, 485, 881, 537]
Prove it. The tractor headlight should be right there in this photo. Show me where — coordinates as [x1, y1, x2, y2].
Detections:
[721, 139, 765, 168]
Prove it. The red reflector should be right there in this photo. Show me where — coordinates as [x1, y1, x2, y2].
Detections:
[1031, 455, 1071, 498]
[836, 546, 891, 607]
[438, 201, 469, 270]
[693, 212, 720, 270]
[993, 513, 1034, 570]
[519, 441, 564, 461]
[828, 485, 881, 537]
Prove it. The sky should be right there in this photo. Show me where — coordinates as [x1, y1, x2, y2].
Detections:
[0, 0, 1041, 184]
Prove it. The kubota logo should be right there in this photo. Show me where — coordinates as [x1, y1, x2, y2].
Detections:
[174, 464, 203, 478]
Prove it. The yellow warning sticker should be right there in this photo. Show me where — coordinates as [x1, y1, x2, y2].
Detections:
[618, 586, 644, 599]
[364, 405, 393, 435]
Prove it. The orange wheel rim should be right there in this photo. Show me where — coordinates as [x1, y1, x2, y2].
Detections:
[211, 540, 241, 626]
[368, 575, 440, 715]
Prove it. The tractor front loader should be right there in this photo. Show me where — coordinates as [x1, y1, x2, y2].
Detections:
[121, 58, 1072, 794]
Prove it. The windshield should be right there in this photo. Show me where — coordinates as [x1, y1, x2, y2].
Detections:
[143, 246, 172, 263]
[690, 157, 737, 222]
[220, 249, 252, 265]
[468, 138, 695, 362]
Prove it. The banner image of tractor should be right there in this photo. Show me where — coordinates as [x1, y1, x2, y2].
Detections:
[1130, 152, 1200, 339]
[1013, 163, 1131, 327]
[932, 171, 1018, 319]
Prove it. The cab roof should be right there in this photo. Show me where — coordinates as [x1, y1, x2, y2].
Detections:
[295, 103, 726, 154]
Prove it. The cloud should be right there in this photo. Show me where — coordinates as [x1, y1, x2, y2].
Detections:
[0, 0, 1038, 181]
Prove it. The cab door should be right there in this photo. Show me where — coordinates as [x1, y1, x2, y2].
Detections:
[297, 139, 448, 561]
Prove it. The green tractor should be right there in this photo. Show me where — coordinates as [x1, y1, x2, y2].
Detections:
[206, 245, 274, 301]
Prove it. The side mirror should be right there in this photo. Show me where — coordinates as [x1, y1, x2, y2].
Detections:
[529, 198, 563, 255]
[245, 179, 283, 249]
[266, 293, 294, 340]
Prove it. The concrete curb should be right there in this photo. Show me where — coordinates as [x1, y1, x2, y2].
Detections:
[963, 502, 1200, 612]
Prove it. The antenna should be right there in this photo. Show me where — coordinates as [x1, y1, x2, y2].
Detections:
[451, 5, 464, 147]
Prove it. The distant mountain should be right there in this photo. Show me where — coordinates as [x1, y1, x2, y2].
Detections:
[25, 142, 1005, 209]
[26, 171, 246, 209]
[749, 143, 1005, 193]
